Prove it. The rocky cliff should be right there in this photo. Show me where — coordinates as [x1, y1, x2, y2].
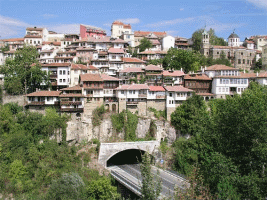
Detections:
[66, 114, 176, 144]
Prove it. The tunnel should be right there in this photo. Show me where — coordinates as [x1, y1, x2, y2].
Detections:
[107, 149, 146, 167]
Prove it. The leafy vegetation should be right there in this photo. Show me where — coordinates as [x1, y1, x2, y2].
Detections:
[92, 105, 106, 126]
[138, 38, 153, 52]
[171, 82, 267, 199]
[111, 110, 139, 141]
[148, 107, 166, 120]
[0, 104, 119, 199]
[140, 152, 162, 200]
[0, 45, 50, 95]
[162, 48, 207, 73]
[192, 28, 227, 52]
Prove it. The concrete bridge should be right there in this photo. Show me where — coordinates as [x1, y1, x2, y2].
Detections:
[98, 141, 160, 167]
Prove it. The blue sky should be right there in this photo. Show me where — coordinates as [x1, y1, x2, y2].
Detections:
[0, 0, 266, 41]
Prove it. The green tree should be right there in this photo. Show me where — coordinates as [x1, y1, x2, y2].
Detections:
[254, 58, 262, 72]
[140, 152, 162, 200]
[162, 48, 206, 73]
[171, 94, 210, 136]
[46, 172, 85, 200]
[138, 38, 153, 52]
[85, 177, 119, 200]
[0, 45, 50, 94]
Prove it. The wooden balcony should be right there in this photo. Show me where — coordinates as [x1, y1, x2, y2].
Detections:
[60, 108, 84, 112]
[126, 101, 138, 105]
[156, 95, 165, 99]
[27, 101, 45, 106]
[50, 74, 57, 79]
[60, 101, 82, 106]
[138, 94, 147, 98]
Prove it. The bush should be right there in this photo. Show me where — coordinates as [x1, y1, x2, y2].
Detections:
[92, 105, 106, 126]
[148, 107, 166, 120]
[92, 138, 100, 154]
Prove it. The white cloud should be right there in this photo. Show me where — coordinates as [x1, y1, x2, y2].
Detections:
[0, 15, 30, 38]
[42, 14, 58, 19]
[47, 24, 80, 34]
[166, 30, 179, 36]
[180, 8, 184, 11]
[144, 17, 195, 28]
[116, 18, 140, 24]
[246, 0, 267, 10]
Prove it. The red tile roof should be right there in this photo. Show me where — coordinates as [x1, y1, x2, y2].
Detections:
[211, 45, 246, 49]
[122, 57, 145, 63]
[26, 27, 44, 31]
[111, 38, 128, 43]
[116, 84, 149, 90]
[184, 74, 212, 80]
[59, 94, 84, 97]
[245, 40, 254, 44]
[61, 85, 82, 91]
[163, 70, 185, 77]
[119, 67, 144, 73]
[258, 72, 267, 78]
[164, 86, 193, 92]
[2, 38, 24, 42]
[26, 90, 61, 97]
[123, 24, 131, 29]
[139, 50, 167, 55]
[71, 64, 98, 70]
[134, 31, 167, 38]
[42, 41, 61, 46]
[205, 64, 236, 71]
[41, 63, 71, 67]
[150, 40, 160, 45]
[80, 74, 103, 82]
[24, 35, 42, 38]
[108, 47, 125, 54]
[100, 74, 120, 81]
[112, 21, 124, 25]
[145, 65, 163, 71]
[149, 86, 165, 91]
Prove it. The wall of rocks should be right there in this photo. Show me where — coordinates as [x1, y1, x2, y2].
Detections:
[66, 114, 177, 144]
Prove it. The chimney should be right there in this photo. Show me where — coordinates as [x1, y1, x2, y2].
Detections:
[181, 68, 183, 72]
[36, 88, 38, 92]
[257, 72, 259, 77]
[201, 66, 203, 70]
[48, 88, 50, 91]
[205, 66, 207, 70]
[243, 69, 245, 73]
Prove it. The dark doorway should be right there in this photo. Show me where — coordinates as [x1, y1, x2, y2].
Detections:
[107, 149, 145, 167]
[112, 104, 116, 112]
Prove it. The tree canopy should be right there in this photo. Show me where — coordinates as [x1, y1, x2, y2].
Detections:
[192, 28, 227, 52]
[138, 38, 153, 52]
[0, 45, 50, 94]
[162, 48, 207, 73]
[171, 82, 267, 199]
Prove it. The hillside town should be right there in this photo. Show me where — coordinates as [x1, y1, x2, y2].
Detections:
[1, 22, 267, 121]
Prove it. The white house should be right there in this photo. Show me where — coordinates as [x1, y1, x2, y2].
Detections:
[161, 36, 175, 51]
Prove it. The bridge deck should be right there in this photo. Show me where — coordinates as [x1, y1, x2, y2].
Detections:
[108, 164, 189, 199]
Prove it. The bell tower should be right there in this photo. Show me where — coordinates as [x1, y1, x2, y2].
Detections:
[201, 30, 210, 57]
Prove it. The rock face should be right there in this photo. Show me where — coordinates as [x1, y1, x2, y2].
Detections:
[66, 114, 176, 143]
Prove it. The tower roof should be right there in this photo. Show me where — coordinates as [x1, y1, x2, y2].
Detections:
[228, 32, 239, 39]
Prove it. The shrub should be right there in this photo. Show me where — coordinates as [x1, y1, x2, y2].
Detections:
[92, 105, 106, 126]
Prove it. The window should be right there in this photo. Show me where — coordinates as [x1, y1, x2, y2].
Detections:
[63, 70, 66, 75]
[243, 59, 245, 64]
[74, 70, 78, 74]
[63, 79, 66, 82]
[133, 91, 135, 94]
[68, 71, 69, 75]
[59, 70, 62, 75]
[47, 97, 52, 101]
[217, 52, 219, 55]
[241, 52, 243, 55]
[59, 79, 62, 82]
[219, 87, 221, 92]
[121, 91, 124, 94]
[238, 59, 241, 64]
[169, 93, 172, 97]
[247, 60, 250, 64]
[112, 56, 116, 59]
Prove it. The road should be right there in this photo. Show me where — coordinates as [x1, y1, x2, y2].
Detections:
[108, 164, 189, 199]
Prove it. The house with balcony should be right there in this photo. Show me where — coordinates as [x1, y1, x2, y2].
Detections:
[76, 47, 97, 63]
[25, 90, 60, 114]
[41, 63, 71, 89]
[54, 50, 77, 63]
[145, 65, 163, 86]
[116, 84, 149, 116]
[122, 57, 146, 70]
[108, 47, 125, 76]
[164, 86, 194, 121]
[138, 50, 167, 61]
[59, 85, 84, 113]
[70, 64, 98, 87]
[91, 51, 109, 73]
[202, 64, 250, 98]
[254, 71, 267, 86]
[147, 86, 166, 111]
[163, 70, 184, 86]
[80, 24, 106, 39]
[118, 67, 145, 84]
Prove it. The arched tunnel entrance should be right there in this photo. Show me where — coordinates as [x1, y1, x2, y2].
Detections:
[107, 149, 146, 167]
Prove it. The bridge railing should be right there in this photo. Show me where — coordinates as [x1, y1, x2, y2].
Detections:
[111, 170, 142, 196]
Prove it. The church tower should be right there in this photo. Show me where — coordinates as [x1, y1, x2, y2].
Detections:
[201, 30, 210, 57]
